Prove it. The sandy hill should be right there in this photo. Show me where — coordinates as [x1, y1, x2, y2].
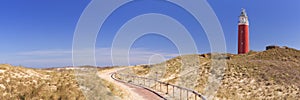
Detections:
[120, 47, 300, 99]
[0, 47, 299, 100]
[0, 65, 124, 100]
[0, 64, 87, 99]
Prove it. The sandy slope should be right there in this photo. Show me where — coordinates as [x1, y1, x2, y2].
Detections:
[98, 67, 163, 100]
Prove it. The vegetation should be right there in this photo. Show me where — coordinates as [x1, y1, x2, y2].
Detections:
[0, 65, 121, 100]
[1, 47, 299, 99]
[120, 47, 300, 99]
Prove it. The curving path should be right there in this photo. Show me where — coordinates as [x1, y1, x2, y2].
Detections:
[98, 67, 164, 100]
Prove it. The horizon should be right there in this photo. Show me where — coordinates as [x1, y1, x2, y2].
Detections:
[3, 46, 299, 69]
[0, 0, 299, 68]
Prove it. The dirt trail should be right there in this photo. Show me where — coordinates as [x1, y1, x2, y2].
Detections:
[98, 67, 163, 100]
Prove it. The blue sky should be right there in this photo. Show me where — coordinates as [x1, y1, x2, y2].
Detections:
[0, 0, 299, 68]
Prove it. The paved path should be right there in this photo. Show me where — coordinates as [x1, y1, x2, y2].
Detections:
[98, 68, 163, 100]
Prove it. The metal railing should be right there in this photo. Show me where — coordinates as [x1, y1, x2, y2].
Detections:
[112, 73, 206, 100]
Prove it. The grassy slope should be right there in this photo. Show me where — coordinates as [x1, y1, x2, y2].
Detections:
[216, 48, 300, 99]
[0, 65, 125, 100]
[0, 64, 86, 99]
[128, 47, 300, 99]
[1, 47, 299, 99]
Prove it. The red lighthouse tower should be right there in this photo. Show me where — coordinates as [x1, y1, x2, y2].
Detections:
[238, 8, 250, 54]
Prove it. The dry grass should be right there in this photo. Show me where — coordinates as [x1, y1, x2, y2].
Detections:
[118, 47, 300, 99]
[131, 65, 151, 76]
[2, 47, 299, 99]
[215, 47, 300, 99]
[0, 64, 85, 100]
[0, 65, 124, 100]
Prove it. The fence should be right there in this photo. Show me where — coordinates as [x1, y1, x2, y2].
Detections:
[112, 73, 206, 100]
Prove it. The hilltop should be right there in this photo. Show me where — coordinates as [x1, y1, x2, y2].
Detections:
[0, 64, 128, 100]
[0, 47, 299, 99]
[120, 47, 300, 99]
[0, 64, 84, 99]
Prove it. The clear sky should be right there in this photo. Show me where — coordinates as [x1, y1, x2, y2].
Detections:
[0, 0, 299, 68]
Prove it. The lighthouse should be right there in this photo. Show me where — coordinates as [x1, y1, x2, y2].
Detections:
[238, 8, 250, 54]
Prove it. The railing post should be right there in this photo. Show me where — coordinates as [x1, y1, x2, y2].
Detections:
[166, 83, 168, 94]
[173, 85, 175, 97]
[155, 81, 157, 90]
[180, 89, 182, 100]
[149, 79, 151, 87]
[144, 78, 145, 86]
[132, 76, 134, 83]
[187, 90, 189, 100]
[138, 77, 140, 85]
[137, 76, 139, 85]
[160, 82, 162, 92]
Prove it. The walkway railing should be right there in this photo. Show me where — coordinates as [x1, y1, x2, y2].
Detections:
[112, 72, 206, 100]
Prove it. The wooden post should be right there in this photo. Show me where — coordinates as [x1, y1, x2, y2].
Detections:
[149, 79, 151, 87]
[173, 86, 175, 97]
[155, 81, 157, 90]
[160, 83, 162, 92]
[155, 72, 158, 80]
[144, 78, 145, 86]
[187, 90, 189, 100]
[138, 77, 140, 85]
[132, 77, 134, 84]
[137, 77, 139, 85]
[135, 76, 136, 84]
[180, 89, 182, 100]
[166, 84, 168, 94]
